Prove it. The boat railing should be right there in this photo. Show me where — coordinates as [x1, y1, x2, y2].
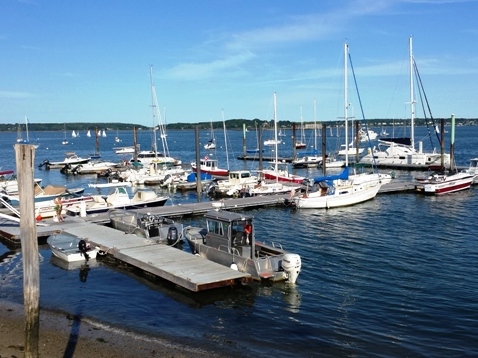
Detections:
[260, 240, 284, 250]
[218, 244, 231, 254]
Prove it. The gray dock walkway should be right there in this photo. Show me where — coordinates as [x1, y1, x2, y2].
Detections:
[63, 224, 251, 292]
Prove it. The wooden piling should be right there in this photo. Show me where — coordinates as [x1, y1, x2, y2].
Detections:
[15, 144, 39, 357]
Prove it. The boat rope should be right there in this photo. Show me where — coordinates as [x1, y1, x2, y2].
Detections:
[348, 50, 378, 172]
[413, 59, 441, 148]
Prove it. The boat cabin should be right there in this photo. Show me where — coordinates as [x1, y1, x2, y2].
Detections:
[200, 158, 219, 170]
[204, 210, 254, 259]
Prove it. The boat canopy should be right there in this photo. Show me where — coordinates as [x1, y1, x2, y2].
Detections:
[313, 166, 349, 184]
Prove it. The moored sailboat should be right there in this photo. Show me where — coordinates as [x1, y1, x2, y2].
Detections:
[359, 37, 450, 169]
[292, 43, 388, 209]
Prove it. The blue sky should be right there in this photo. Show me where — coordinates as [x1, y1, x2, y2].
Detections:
[1, 0, 477, 125]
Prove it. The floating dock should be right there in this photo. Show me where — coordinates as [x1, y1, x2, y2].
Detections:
[64, 223, 251, 292]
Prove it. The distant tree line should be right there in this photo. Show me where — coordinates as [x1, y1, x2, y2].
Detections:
[1, 117, 476, 133]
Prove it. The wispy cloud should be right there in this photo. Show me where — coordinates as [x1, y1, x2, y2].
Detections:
[0, 91, 35, 99]
[167, 51, 255, 80]
[165, 1, 396, 81]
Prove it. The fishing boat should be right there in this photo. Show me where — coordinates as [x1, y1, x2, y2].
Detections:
[184, 210, 301, 283]
[47, 231, 99, 262]
[65, 186, 168, 216]
[109, 209, 183, 246]
[191, 156, 229, 177]
[359, 37, 450, 169]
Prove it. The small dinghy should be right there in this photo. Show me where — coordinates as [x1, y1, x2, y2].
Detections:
[47, 231, 99, 262]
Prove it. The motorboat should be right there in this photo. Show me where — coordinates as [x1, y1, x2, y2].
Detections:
[121, 162, 186, 185]
[206, 170, 259, 197]
[292, 156, 321, 169]
[358, 128, 378, 142]
[130, 150, 180, 167]
[317, 156, 345, 168]
[184, 210, 301, 283]
[35, 194, 96, 218]
[2, 184, 85, 205]
[47, 231, 99, 262]
[415, 169, 474, 195]
[65, 186, 168, 216]
[73, 160, 120, 175]
[38, 152, 90, 169]
[0, 169, 42, 195]
[467, 158, 478, 183]
[109, 209, 183, 246]
[115, 145, 139, 154]
[245, 180, 301, 197]
[88, 179, 131, 188]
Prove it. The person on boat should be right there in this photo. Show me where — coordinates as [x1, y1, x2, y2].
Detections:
[243, 222, 252, 245]
[54, 196, 64, 222]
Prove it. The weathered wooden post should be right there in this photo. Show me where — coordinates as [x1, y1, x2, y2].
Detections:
[195, 126, 202, 201]
[322, 123, 327, 175]
[15, 143, 39, 357]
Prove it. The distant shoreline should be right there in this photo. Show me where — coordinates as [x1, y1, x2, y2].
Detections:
[3, 117, 477, 133]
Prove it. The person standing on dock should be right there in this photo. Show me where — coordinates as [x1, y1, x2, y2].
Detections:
[54, 196, 64, 222]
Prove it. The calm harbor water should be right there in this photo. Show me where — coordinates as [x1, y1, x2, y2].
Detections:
[1, 125, 478, 357]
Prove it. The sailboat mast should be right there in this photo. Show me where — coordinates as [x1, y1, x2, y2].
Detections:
[313, 98, 317, 151]
[222, 109, 230, 170]
[149, 65, 158, 155]
[409, 36, 415, 151]
[344, 43, 349, 167]
[25, 116, 30, 142]
[273, 92, 278, 172]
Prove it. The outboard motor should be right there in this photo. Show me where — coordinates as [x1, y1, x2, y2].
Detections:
[281, 253, 301, 284]
[166, 226, 179, 245]
[38, 159, 51, 170]
[78, 239, 90, 261]
[60, 163, 72, 175]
